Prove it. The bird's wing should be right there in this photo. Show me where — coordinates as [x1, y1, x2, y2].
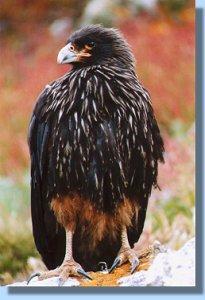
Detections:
[126, 88, 164, 246]
[96, 66, 164, 246]
[28, 87, 65, 269]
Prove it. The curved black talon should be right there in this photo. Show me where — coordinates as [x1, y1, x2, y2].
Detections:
[27, 272, 41, 285]
[77, 268, 92, 280]
[109, 257, 121, 274]
[130, 258, 139, 274]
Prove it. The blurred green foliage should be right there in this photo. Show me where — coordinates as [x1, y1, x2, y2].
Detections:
[152, 194, 193, 230]
[169, 119, 191, 138]
[158, 0, 191, 15]
[0, 175, 38, 284]
[0, 231, 37, 279]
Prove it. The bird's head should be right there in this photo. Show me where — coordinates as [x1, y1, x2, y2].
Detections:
[57, 24, 135, 70]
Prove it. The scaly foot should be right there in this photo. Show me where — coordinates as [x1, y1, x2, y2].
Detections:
[27, 259, 92, 286]
[109, 247, 139, 274]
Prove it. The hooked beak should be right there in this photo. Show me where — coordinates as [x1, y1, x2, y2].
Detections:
[57, 43, 77, 64]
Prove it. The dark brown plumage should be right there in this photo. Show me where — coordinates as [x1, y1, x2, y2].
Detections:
[28, 25, 164, 284]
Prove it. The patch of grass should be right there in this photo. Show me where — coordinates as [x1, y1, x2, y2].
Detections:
[0, 173, 38, 285]
[146, 127, 195, 249]
[163, 196, 193, 224]
[0, 230, 37, 278]
[151, 194, 194, 234]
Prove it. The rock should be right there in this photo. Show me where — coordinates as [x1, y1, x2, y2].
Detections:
[8, 238, 195, 287]
[8, 276, 80, 287]
[118, 238, 195, 286]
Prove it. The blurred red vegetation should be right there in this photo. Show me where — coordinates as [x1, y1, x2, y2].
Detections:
[120, 11, 195, 127]
[0, 10, 194, 176]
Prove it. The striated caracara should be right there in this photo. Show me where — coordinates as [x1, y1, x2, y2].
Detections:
[28, 25, 164, 285]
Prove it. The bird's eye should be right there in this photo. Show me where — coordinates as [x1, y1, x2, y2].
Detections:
[87, 41, 96, 48]
[69, 44, 75, 51]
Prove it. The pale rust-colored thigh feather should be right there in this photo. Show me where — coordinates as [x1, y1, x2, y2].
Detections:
[51, 195, 138, 251]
